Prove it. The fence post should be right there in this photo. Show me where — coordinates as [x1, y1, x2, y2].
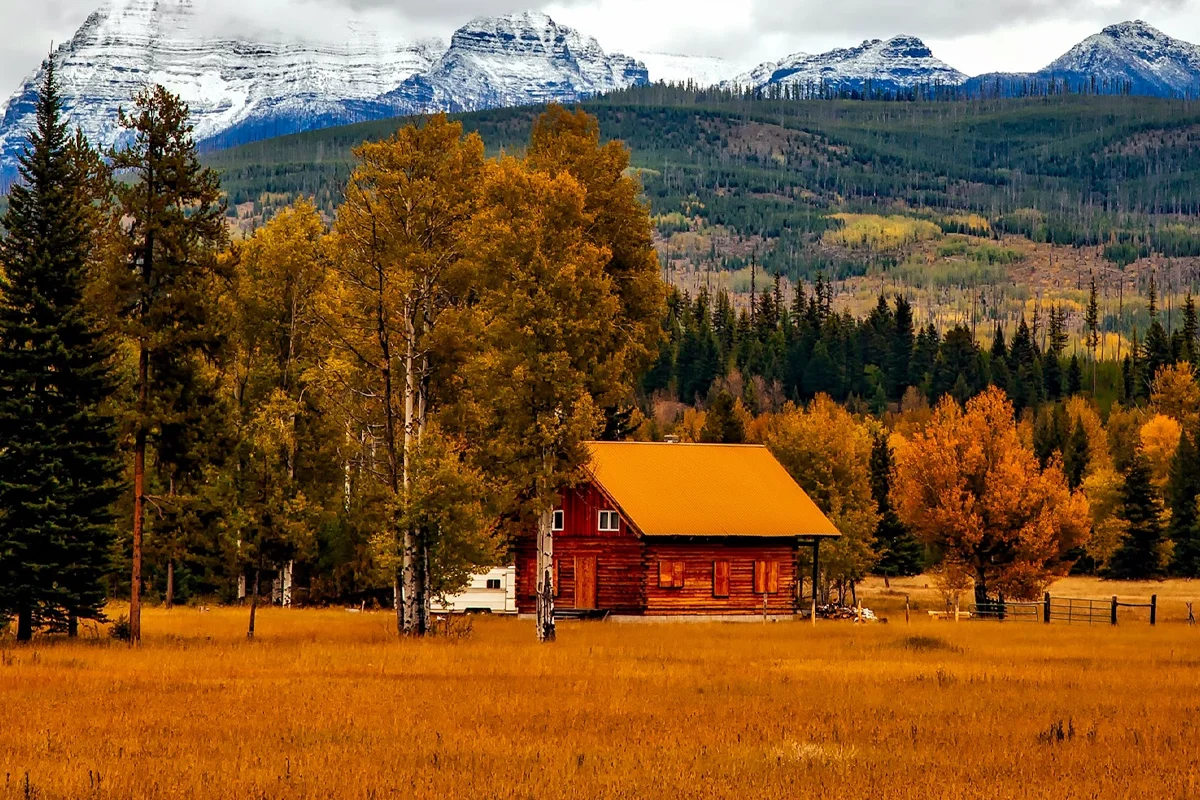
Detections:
[1111, 596, 1118, 626]
[1044, 592, 1052, 624]
[1150, 595, 1157, 626]
[905, 595, 910, 626]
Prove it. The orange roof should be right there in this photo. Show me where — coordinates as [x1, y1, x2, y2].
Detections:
[584, 442, 841, 538]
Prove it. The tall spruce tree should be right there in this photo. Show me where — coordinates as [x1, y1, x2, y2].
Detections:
[0, 58, 122, 641]
[1167, 428, 1200, 577]
[1105, 451, 1165, 580]
[869, 432, 923, 578]
[107, 85, 227, 643]
[1066, 353, 1083, 396]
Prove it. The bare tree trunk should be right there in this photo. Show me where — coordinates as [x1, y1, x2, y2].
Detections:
[130, 344, 148, 645]
[16, 607, 32, 642]
[247, 562, 262, 640]
[401, 300, 420, 636]
[281, 561, 293, 608]
[535, 507, 555, 642]
[165, 559, 175, 609]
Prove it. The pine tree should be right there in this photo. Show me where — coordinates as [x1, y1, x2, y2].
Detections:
[1063, 417, 1090, 491]
[107, 85, 228, 643]
[700, 391, 746, 444]
[989, 325, 1010, 394]
[1105, 451, 1165, 580]
[1085, 275, 1100, 395]
[889, 295, 914, 399]
[1043, 305, 1066, 399]
[0, 57, 122, 640]
[869, 433, 923, 578]
[1182, 292, 1198, 365]
[1067, 353, 1084, 396]
[1167, 429, 1200, 577]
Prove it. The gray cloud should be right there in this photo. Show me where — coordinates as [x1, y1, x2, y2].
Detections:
[745, 0, 1188, 40]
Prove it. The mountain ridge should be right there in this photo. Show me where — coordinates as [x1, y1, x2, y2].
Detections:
[6, 6, 1200, 188]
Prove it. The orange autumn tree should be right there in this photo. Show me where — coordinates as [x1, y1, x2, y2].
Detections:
[892, 387, 1090, 602]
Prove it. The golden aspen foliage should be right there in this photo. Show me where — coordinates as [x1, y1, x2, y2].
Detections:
[455, 157, 619, 517]
[526, 105, 666, 380]
[675, 408, 707, 442]
[1150, 361, 1200, 430]
[1081, 465, 1130, 572]
[1064, 395, 1112, 474]
[1139, 413, 1182, 491]
[1105, 402, 1144, 472]
[892, 387, 1090, 600]
[761, 395, 879, 591]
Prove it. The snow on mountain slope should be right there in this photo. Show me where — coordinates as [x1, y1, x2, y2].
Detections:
[380, 12, 647, 115]
[727, 36, 966, 92]
[631, 52, 751, 87]
[0, 0, 441, 177]
[1042, 20, 1200, 96]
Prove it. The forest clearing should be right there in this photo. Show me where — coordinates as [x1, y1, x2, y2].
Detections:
[3, 584, 1199, 800]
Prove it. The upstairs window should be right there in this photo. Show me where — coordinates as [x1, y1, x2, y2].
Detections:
[552, 509, 564, 532]
[598, 510, 620, 532]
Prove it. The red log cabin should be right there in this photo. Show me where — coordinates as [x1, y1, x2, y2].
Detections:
[515, 441, 841, 617]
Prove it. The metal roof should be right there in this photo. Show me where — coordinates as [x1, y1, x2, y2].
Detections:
[584, 442, 841, 539]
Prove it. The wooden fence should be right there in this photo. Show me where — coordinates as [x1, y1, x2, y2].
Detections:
[969, 593, 1159, 625]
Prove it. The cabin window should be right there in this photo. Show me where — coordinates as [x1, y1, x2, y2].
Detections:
[754, 561, 781, 594]
[658, 560, 685, 589]
[486, 578, 501, 590]
[552, 510, 564, 532]
[713, 560, 730, 598]
[598, 510, 620, 532]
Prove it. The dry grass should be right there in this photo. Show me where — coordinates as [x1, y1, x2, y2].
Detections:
[3, 597, 1199, 800]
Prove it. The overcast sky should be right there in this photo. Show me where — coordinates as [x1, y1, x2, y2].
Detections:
[2, 0, 1199, 91]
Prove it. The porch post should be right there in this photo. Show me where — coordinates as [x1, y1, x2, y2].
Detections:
[811, 538, 820, 625]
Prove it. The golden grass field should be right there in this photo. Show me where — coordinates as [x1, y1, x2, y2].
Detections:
[3, 577, 1199, 800]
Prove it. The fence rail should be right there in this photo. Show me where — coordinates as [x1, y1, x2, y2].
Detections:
[967, 593, 1159, 625]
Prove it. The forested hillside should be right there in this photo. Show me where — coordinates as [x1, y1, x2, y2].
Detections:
[206, 89, 1200, 355]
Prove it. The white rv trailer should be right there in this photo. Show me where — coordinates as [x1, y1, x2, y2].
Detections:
[431, 566, 517, 614]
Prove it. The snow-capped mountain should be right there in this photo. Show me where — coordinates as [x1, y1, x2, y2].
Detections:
[631, 52, 751, 87]
[0, 0, 443, 172]
[380, 12, 646, 116]
[0, 4, 647, 186]
[5, 6, 1200, 189]
[727, 36, 967, 92]
[1042, 20, 1200, 96]
[965, 21, 1200, 97]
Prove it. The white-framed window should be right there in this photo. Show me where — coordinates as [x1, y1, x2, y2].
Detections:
[552, 509, 565, 532]
[598, 510, 620, 532]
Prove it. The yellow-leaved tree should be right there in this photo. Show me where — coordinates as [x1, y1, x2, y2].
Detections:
[892, 387, 1090, 602]
[226, 199, 328, 637]
[760, 395, 879, 604]
[322, 115, 491, 636]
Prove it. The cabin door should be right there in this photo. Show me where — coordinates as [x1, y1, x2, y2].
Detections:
[574, 556, 597, 610]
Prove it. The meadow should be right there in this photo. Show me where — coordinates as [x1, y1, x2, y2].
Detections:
[3, 581, 1199, 800]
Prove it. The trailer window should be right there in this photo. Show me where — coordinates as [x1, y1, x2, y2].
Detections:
[486, 578, 501, 590]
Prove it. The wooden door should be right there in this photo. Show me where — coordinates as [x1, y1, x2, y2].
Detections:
[574, 556, 597, 610]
